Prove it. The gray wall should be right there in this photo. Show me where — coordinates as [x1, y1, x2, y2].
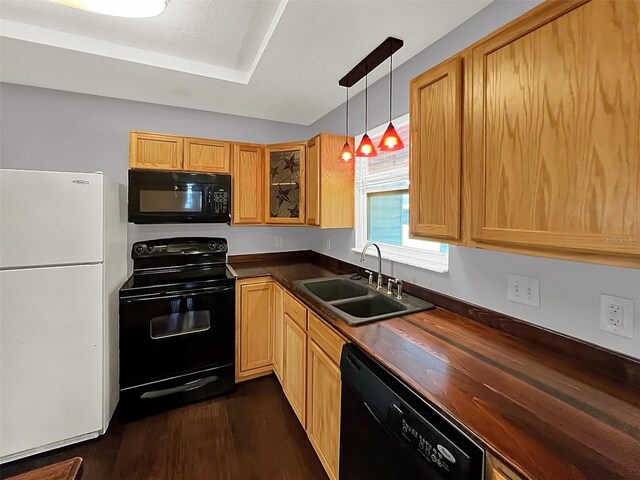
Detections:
[1, 0, 638, 359]
[0, 83, 318, 267]
[307, 0, 640, 360]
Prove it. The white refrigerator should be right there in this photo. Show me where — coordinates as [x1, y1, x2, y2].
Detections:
[0, 169, 127, 463]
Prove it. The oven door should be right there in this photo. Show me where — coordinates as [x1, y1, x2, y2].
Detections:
[128, 170, 230, 224]
[119, 283, 235, 389]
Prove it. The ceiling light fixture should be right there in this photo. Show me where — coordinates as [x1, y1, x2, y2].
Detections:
[338, 38, 403, 160]
[52, 0, 168, 18]
[378, 49, 404, 152]
[355, 74, 377, 158]
[339, 87, 355, 162]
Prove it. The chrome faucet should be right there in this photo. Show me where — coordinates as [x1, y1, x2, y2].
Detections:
[360, 242, 383, 290]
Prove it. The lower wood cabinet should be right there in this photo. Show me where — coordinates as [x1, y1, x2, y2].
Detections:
[235, 278, 274, 381]
[491, 470, 510, 480]
[272, 283, 284, 383]
[236, 282, 526, 480]
[283, 313, 307, 426]
[487, 454, 522, 480]
[281, 291, 308, 426]
[307, 312, 346, 480]
[307, 341, 341, 480]
[236, 281, 347, 479]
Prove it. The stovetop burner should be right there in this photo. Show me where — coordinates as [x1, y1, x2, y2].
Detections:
[120, 237, 235, 298]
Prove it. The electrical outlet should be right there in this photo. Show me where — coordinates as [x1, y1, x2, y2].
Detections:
[326, 238, 331, 251]
[600, 294, 634, 338]
[275, 236, 283, 248]
[507, 274, 540, 307]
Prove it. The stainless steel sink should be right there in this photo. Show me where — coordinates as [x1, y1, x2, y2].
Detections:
[294, 275, 434, 326]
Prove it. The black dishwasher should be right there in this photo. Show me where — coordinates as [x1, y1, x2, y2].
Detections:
[340, 344, 484, 480]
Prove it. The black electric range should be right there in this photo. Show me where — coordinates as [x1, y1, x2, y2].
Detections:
[119, 237, 236, 414]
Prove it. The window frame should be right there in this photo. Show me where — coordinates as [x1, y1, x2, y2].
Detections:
[352, 114, 449, 274]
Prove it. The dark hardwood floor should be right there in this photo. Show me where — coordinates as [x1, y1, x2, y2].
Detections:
[1, 376, 328, 480]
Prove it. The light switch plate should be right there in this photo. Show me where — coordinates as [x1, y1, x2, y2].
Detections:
[275, 236, 283, 248]
[507, 274, 540, 308]
[600, 294, 634, 339]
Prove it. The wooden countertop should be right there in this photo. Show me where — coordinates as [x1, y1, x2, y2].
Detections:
[230, 256, 640, 480]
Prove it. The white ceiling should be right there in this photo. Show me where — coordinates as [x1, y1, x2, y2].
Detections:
[0, 0, 492, 125]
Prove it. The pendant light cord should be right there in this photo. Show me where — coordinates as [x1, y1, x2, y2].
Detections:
[365, 73, 368, 132]
[389, 52, 393, 122]
[346, 87, 349, 139]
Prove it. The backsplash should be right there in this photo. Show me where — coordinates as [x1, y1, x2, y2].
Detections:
[313, 229, 640, 360]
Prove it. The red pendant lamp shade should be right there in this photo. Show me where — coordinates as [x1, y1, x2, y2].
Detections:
[356, 73, 377, 157]
[340, 86, 355, 162]
[356, 133, 377, 157]
[377, 50, 404, 152]
[378, 122, 404, 152]
[340, 141, 355, 162]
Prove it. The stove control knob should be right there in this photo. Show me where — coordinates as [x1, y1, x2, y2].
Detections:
[147, 245, 155, 253]
[208, 241, 217, 250]
[217, 241, 226, 251]
[134, 244, 147, 255]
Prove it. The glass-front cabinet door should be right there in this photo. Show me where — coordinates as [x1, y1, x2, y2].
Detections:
[265, 142, 306, 224]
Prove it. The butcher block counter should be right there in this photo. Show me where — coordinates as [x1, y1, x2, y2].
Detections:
[229, 251, 640, 480]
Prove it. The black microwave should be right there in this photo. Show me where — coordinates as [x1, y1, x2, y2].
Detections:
[128, 170, 231, 224]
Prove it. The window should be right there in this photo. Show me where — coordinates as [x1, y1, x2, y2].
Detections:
[354, 114, 449, 273]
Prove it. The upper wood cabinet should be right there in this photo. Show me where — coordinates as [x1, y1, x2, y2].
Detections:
[232, 143, 264, 224]
[307, 137, 321, 226]
[469, 0, 640, 263]
[129, 132, 183, 171]
[409, 57, 463, 243]
[235, 278, 274, 382]
[129, 131, 230, 173]
[184, 137, 230, 173]
[407, 0, 640, 267]
[265, 142, 306, 224]
[130, 131, 356, 229]
[306, 133, 355, 229]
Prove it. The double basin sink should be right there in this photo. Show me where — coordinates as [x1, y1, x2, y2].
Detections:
[294, 275, 434, 326]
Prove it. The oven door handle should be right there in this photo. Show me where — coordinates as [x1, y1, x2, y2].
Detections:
[139, 375, 220, 400]
[122, 285, 234, 303]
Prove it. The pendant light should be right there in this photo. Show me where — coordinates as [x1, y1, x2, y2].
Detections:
[339, 87, 355, 162]
[378, 50, 404, 152]
[355, 73, 378, 157]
